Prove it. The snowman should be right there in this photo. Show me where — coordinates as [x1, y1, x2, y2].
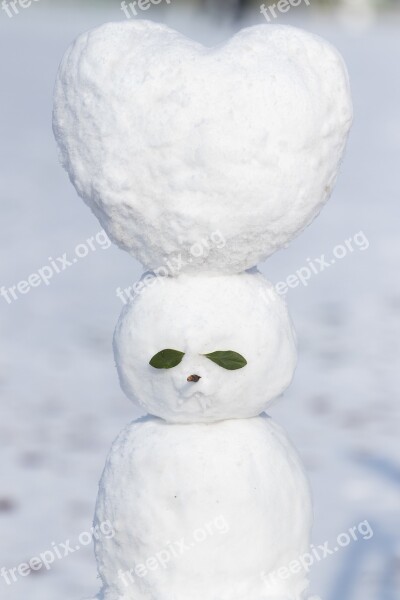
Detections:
[53, 20, 352, 600]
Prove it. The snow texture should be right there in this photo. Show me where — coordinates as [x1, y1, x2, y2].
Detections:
[50, 18, 352, 600]
[53, 20, 352, 274]
[94, 415, 312, 600]
[113, 270, 297, 423]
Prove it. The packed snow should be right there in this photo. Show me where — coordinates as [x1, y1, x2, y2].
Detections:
[94, 415, 312, 600]
[114, 271, 297, 423]
[53, 20, 352, 274]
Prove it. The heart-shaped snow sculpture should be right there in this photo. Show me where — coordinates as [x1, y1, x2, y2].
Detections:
[53, 21, 352, 273]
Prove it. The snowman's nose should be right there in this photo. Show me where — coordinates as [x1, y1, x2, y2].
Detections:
[187, 374, 201, 382]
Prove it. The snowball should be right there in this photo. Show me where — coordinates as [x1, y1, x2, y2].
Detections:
[53, 20, 352, 274]
[113, 271, 297, 423]
[94, 415, 312, 600]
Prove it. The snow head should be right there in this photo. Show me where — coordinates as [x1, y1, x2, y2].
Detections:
[53, 20, 352, 274]
[113, 271, 297, 423]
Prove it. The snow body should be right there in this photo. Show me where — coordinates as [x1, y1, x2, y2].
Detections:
[94, 415, 312, 600]
[113, 271, 297, 423]
[53, 20, 352, 274]
[51, 19, 353, 600]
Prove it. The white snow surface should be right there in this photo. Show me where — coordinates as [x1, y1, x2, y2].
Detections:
[52, 20, 352, 274]
[0, 6, 399, 600]
[94, 415, 312, 600]
[114, 271, 297, 423]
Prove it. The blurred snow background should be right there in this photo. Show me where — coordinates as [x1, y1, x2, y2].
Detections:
[0, 1, 399, 599]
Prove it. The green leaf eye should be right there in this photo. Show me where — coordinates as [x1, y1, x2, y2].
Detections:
[149, 349, 185, 369]
[203, 350, 247, 370]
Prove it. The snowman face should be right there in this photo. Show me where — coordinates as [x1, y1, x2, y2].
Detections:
[113, 272, 297, 423]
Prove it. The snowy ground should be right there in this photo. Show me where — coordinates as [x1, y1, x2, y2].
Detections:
[0, 3, 399, 599]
